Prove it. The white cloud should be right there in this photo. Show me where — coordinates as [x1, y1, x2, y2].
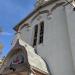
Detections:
[0, 32, 13, 36]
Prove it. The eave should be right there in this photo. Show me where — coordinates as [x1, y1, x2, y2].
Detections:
[13, 0, 59, 32]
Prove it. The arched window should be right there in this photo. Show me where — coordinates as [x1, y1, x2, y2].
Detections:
[33, 25, 38, 47]
[39, 21, 44, 44]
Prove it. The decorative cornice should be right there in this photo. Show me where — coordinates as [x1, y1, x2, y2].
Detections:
[51, 2, 65, 12]
[31, 10, 50, 22]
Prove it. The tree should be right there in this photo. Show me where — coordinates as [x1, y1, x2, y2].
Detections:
[0, 27, 3, 53]
[0, 27, 3, 33]
[0, 43, 3, 53]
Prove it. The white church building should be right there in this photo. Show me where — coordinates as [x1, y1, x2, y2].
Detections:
[1, 0, 75, 75]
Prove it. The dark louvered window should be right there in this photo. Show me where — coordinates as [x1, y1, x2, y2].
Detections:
[39, 21, 44, 44]
[33, 25, 38, 47]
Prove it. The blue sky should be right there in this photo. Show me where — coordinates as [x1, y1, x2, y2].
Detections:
[0, 0, 36, 58]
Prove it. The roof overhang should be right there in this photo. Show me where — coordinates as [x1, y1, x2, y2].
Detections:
[13, 0, 59, 32]
[13, 0, 73, 32]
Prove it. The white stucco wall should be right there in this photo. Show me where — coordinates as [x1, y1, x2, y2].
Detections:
[36, 6, 74, 75]
[13, 1, 75, 75]
[20, 27, 33, 46]
[65, 4, 75, 71]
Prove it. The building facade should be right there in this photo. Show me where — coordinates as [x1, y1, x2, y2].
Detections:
[1, 0, 75, 75]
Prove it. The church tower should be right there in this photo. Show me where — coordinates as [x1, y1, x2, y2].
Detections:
[12, 0, 75, 75]
[1, 0, 75, 75]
